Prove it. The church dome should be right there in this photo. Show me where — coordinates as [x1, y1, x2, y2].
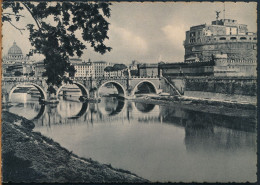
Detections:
[7, 41, 23, 60]
[8, 42, 23, 55]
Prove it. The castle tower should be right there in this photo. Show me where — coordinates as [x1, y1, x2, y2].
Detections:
[183, 19, 257, 62]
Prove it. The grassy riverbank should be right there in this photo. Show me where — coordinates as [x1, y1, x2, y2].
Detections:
[2, 111, 147, 183]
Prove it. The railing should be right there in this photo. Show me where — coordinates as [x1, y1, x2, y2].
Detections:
[130, 76, 159, 79]
[2, 77, 47, 81]
[3, 76, 160, 82]
[72, 76, 160, 81]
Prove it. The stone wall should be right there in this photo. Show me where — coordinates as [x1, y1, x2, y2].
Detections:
[184, 77, 257, 96]
[166, 76, 256, 97]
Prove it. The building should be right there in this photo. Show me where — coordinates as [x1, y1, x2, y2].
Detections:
[138, 64, 159, 77]
[93, 61, 110, 78]
[159, 54, 256, 77]
[159, 17, 257, 77]
[34, 60, 45, 77]
[184, 18, 257, 62]
[70, 58, 94, 78]
[104, 69, 125, 77]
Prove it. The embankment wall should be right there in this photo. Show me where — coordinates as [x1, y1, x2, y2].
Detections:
[165, 76, 256, 98]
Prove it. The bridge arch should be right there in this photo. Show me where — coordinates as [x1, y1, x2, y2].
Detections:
[57, 101, 89, 119]
[131, 80, 158, 96]
[97, 81, 126, 98]
[9, 83, 47, 102]
[98, 98, 126, 116]
[56, 82, 89, 99]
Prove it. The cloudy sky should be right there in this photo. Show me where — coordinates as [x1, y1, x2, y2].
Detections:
[3, 2, 257, 64]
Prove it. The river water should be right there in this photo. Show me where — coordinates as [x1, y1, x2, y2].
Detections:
[7, 92, 257, 182]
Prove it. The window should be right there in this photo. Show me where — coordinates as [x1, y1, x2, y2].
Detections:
[219, 37, 226, 40]
[230, 37, 237, 40]
[240, 37, 247, 40]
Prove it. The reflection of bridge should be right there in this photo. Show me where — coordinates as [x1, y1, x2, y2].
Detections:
[29, 99, 161, 128]
[2, 77, 162, 102]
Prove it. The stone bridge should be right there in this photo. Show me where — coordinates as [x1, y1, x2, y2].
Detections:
[2, 76, 162, 102]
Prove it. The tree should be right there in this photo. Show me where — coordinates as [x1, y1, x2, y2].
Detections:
[113, 64, 127, 71]
[3, 2, 112, 93]
[104, 66, 114, 72]
[14, 71, 23, 76]
[29, 71, 35, 76]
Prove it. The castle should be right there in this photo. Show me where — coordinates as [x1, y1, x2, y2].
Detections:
[184, 19, 257, 62]
[159, 17, 257, 77]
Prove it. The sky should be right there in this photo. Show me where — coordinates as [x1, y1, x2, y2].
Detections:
[2, 2, 257, 64]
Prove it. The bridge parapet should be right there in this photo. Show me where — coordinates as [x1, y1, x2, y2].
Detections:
[130, 76, 160, 79]
[2, 77, 47, 82]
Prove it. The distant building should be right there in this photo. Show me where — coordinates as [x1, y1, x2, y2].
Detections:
[184, 18, 257, 62]
[160, 17, 257, 77]
[159, 54, 256, 77]
[70, 58, 94, 78]
[93, 61, 110, 78]
[104, 69, 125, 77]
[138, 64, 159, 77]
[34, 60, 45, 77]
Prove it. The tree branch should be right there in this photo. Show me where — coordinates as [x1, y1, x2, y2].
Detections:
[7, 20, 25, 34]
[3, 13, 25, 18]
[21, 2, 42, 30]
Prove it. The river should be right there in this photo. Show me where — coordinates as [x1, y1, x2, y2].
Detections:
[7, 92, 257, 182]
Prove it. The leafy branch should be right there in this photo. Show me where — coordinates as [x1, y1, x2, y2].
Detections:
[3, 1, 112, 93]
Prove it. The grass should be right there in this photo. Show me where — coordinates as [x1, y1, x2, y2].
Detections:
[2, 111, 148, 183]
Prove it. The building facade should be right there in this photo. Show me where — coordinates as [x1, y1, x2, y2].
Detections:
[34, 60, 45, 77]
[160, 54, 257, 77]
[184, 19, 257, 62]
[93, 61, 110, 78]
[70, 58, 94, 78]
[104, 69, 125, 77]
[138, 64, 159, 77]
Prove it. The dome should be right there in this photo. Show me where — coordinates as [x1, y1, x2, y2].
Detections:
[7, 41, 23, 60]
[8, 41, 23, 55]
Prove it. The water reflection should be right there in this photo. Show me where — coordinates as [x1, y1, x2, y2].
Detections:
[57, 98, 89, 119]
[98, 97, 125, 116]
[7, 93, 257, 182]
[135, 102, 155, 113]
